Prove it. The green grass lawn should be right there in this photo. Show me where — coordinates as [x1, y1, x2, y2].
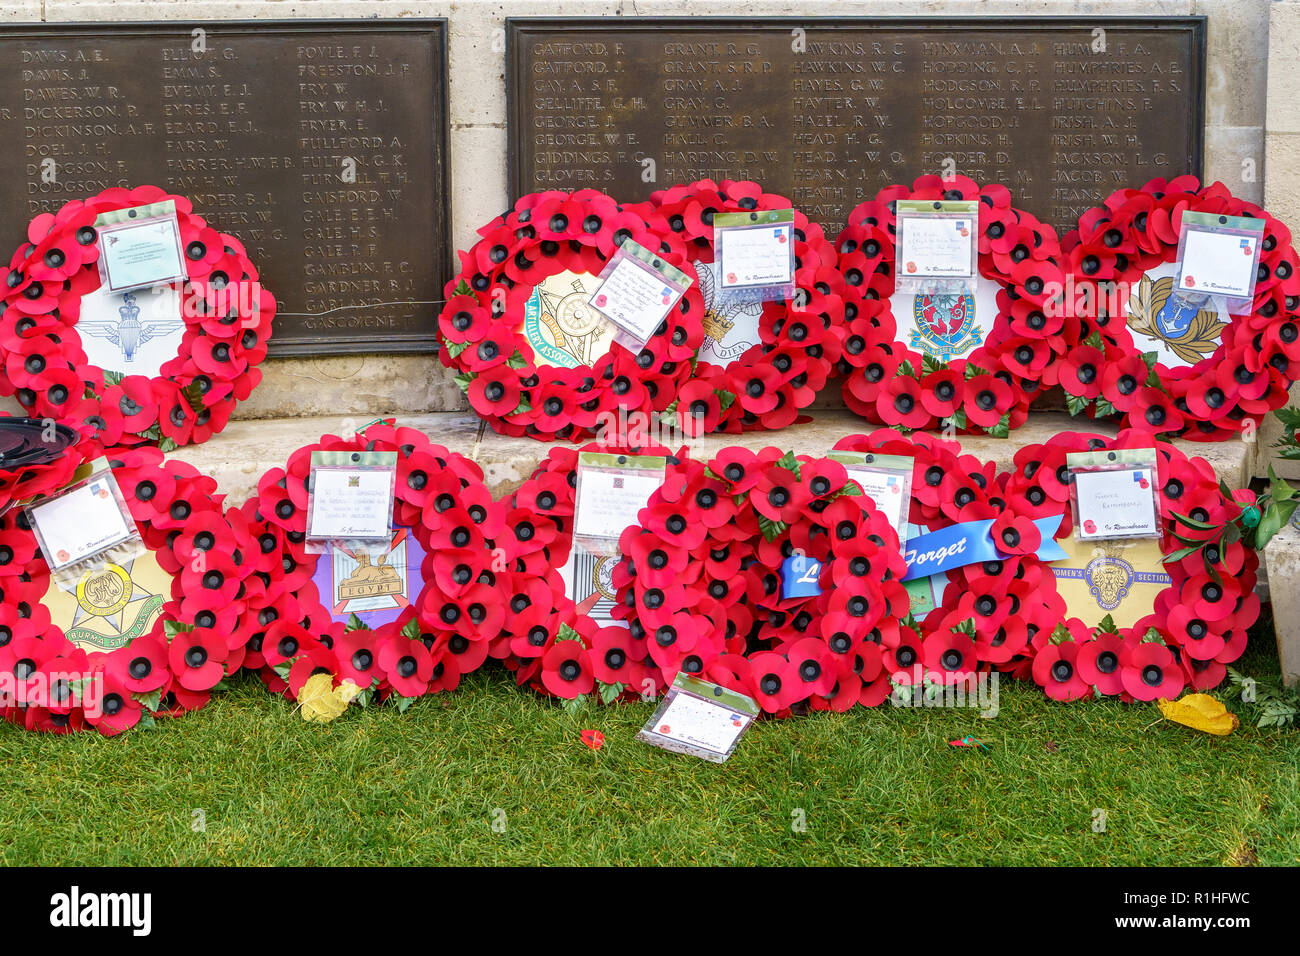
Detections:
[0, 634, 1296, 867]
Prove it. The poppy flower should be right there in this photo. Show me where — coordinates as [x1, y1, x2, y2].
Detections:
[920, 367, 963, 419]
[1099, 353, 1152, 413]
[1060, 346, 1106, 400]
[752, 464, 813, 523]
[466, 373, 522, 419]
[963, 374, 1013, 429]
[786, 637, 837, 697]
[1031, 640, 1092, 701]
[747, 651, 801, 712]
[85, 673, 144, 736]
[711, 446, 763, 493]
[1076, 633, 1128, 696]
[378, 635, 434, 698]
[674, 379, 725, 437]
[1166, 605, 1227, 660]
[1179, 574, 1240, 623]
[335, 627, 382, 688]
[168, 627, 228, 691]
[923, 631, 978, 684]
[104, 634, 171, 694]
[992, 513, 1041, 557]
[877, 376, 931, 430]
[590, 627, 643, 686]
[541, 640, 594, 698]
[1120, 642, 1185, 702]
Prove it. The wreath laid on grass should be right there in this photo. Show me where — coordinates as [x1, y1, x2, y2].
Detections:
[604, 445, 912, 716]
[242, 421, 511, 717]
[984, 428, 1260, 700]
[0, 445, 257, 735]
[632, 179, 843, 435]
[827, 428, 1069, 692]
[437, 189, 706, 442]
[492, 439, 695, 706]
[0, 185, 275, 451]
[833, 175, 1068, 437]
[1059, 176, 1300, 440]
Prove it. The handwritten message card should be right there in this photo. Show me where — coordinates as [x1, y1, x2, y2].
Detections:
[637, 675, 759, 762]
[95, 203, 187, 293]
[572, 456, 666, 543]
[1178, 226, 1257, 298]
[899, 215, 975, 278]
[309, 468, 394, 540]
[29, 472, 135, 570]
[1073, 467, 1160, 541]
[719, 222, 794, 288]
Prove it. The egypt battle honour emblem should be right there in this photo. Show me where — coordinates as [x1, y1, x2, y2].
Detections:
[908, 291, 981, 361]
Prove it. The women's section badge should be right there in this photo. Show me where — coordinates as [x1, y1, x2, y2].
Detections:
[907, 291, 981, 360]
[522, 271, 616, 368]
[1049, 537, 1171, 629]
[1124, 267, 1228, 367]
[43, 553, 172, 653]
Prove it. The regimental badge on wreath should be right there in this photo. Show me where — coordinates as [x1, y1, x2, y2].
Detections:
[522, 271, 617, 368]
[909, 291, 981, 361]
[43, 552, 171, 653]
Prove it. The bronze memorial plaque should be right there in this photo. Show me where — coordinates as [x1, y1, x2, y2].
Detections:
[509, 17, 1205, 237]
[0, 21, 448, 355]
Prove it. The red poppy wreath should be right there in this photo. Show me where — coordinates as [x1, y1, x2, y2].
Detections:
[1059, 176, 1300, 440]
[834, 175, 1068, 437]
[242, 421, 512, 713]
[866, 426, 1261, 702]
[606, 446, 914, 716]
[631, 179, 843, 435]
[0, 446, 259, 735]
[438, 189, 707, 441]
[0, 185, 275, 451]
[495, 439, 684, 706]
[826, 429, 1071, 691]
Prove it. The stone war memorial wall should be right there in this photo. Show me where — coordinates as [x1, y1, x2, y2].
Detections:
[509, 17, 1205, 238]
[0, 19, 449, 356]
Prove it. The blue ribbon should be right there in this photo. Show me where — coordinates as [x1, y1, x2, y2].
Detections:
[902, 516, 1067, 582]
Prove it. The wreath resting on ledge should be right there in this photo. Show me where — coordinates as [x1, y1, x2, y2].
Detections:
[833, 175, 1068, 437]
[0, 185, 275, 452]
[437, 189, 705, 442]
[632, 179, 843, 436]
[1059, 176, 1300, 441]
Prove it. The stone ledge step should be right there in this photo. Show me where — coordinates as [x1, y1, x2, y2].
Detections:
[170, 409, 1253, 505]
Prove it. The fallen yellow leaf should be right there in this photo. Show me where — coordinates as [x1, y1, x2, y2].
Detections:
[1157, 694, 1239, 736]
[298, 673, 356, 723]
